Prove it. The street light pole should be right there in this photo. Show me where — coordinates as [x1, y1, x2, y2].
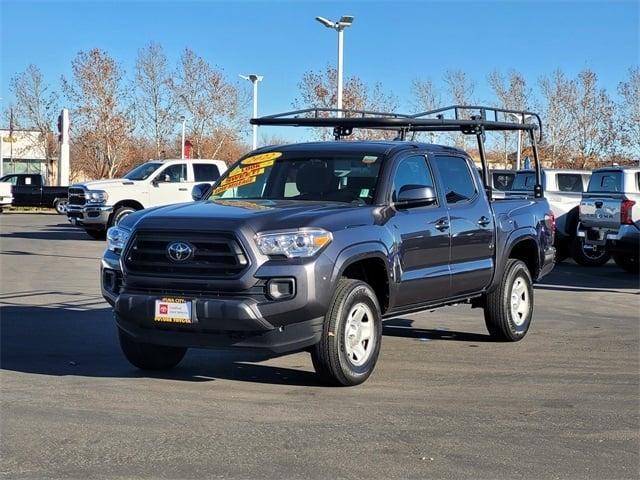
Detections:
[180, 116, 186, 160]
[316, 15, 354, 118]
[240, 74, 264, 150]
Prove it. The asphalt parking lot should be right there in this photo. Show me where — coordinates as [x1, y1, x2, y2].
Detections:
[1, 213, 638, 479]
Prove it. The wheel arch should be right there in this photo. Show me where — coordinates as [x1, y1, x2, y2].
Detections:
[331, 243, 393, 314]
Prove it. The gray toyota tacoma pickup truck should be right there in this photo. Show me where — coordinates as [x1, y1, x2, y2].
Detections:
[101, 106, 556, 386]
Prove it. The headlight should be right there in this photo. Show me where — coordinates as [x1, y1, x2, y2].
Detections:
[107, 226, 131, 253]
[255, 228, 332, 258]
[86, 190, 108, 204]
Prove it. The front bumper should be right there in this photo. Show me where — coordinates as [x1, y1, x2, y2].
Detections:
[577, 223, 640, 254]
[0, 195, 13, 207]
[67, 204, 113, 228]
[101, 247, 334, 355]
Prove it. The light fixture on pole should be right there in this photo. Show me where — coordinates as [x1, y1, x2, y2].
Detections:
[315, 15, 354, 118]
[506, 112, 535, 170]
[180, 115, 186, 159]
[240, 74, 264, 150]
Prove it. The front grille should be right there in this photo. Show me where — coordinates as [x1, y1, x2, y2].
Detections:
[68, 187, 86, 206]
[124, 230, 249, 278]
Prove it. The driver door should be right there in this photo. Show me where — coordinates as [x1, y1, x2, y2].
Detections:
[149, 163, 191, 206]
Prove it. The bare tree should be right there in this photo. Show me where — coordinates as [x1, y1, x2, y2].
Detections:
[617, 66, 640, 158]
[488, 70, 530, 162]
[444, 70, 475, 149]
[62, 48, 134, 178]
[9, 65, 60, 182]
[538, 69, 575, 166]
[569, 69, 617, 168]
[135, 42, 176, 159]
[171, 48, 243, 158]
[410, 78, 442, 143]
[293, 65, 398, 140]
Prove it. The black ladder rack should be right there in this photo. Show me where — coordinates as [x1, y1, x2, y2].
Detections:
[251, 105, 544, 198]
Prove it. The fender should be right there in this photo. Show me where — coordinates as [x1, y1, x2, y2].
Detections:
[330, 241, 395, 305]
[490, 227, 539, 291]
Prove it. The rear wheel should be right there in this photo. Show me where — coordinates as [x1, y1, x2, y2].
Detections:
[484, 259, 534, 341]
[570, 237, 610, 266]
[612, 252, 640, 274]
[54, 198, 68, 214]
[118, 327, 187, 371]
[311, 278, 382, 386]
[84, 228, 106, 240]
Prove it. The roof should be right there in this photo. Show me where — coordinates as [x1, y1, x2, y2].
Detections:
[516, 168, 591, 174]
[253, 140, 468, 157]
[591, 166, 640, 173]
[149, 158, 224, 163]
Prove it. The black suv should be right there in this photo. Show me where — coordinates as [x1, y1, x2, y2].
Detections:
[101, 107, 556, 386]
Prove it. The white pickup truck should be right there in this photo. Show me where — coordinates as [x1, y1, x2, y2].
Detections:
[507, 169, 596, 264]
[577, 166, 640, 273]
[0, 182, 13, 211]
[67, 159, 227, 239]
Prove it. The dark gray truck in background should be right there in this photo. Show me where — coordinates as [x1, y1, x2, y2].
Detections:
[101, 106, 556, 386]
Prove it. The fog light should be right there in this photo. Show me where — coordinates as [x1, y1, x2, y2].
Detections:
[267, 278, 295, 300]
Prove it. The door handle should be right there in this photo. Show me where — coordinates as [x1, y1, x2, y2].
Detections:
[435, 219, 450, 231]
[478, 216, 491, 227]
[179, 188, 188, 191]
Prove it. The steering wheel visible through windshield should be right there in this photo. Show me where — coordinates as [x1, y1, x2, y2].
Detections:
[124, 162, 163, 181]
[209, 152, 383, 205]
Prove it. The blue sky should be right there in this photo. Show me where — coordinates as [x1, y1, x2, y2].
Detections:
[1, 0, 638, 143]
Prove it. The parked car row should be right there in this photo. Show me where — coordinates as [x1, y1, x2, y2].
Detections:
[489, 166, 639, 274]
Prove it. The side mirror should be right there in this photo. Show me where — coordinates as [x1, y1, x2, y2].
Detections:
[191, 183, 211, 201]
[395, 185, 437, 208]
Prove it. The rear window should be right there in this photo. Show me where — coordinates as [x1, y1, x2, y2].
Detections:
[588, 171, 623, 193]
[194, 163, 221, 182]
[492, 172, 515, 191]
[511, 173, 536, 191]
[557, 174, 584, 193]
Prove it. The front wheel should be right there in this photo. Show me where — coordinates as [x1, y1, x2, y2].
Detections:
[108, 206, 137, 228]
[612, 252, 639, 274]
[570, 237, 610, 266]
[484, 259, 534, 341]
[118, 327, 187, 370]
[311, 278, 382, 386]
[54, 198, 68, 214]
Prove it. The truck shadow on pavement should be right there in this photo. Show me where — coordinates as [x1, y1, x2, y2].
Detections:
[534, 261, 639, 293]
[0, 304, 327, 386]
[0, 223, 93, 241]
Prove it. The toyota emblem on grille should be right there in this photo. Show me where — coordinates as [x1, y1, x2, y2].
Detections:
[166, 241, 195, 262]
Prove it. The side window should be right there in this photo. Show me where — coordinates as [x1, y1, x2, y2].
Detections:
[2, 175, 18, 185]
[392, 155, 435, 203]
[193, 163, 220, 182]
[433, 156, 477, 204]
[557, 174, 583, 192]
[159, 163, 187, 183]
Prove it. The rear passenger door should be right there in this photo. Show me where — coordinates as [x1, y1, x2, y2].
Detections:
[390, 154, 451, 306]
[432, 155, 495, 297]
[193, 163, 221, 183]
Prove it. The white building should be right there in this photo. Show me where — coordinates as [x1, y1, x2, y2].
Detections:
[0, 128, 47, 177]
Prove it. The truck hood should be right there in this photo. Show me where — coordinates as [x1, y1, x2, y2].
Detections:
[122, 199, 377, 234]
[73, 179, 139, 190]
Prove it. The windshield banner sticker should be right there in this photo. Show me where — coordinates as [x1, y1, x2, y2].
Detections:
[241, 151, 282, 165]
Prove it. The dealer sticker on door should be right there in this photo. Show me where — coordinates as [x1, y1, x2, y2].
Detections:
[154, 297, 193, 323]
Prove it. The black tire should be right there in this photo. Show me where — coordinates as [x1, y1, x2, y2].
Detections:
[108, 206, 137, 228]
[612, 252, 640, 274]
[53, 198, 67, 215]
[310, 278, 382, 386]
[84, 228, 106, 240]
[570, 237, 611, 266]
[118, 327, 187, 371]
[484, 259, 534, 342]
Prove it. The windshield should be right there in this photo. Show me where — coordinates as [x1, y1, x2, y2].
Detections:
[124, 162, 163, 181]
[511, 172, 536, 191]
[588, 171, 623, 193]
[209, 151, 383, 204]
